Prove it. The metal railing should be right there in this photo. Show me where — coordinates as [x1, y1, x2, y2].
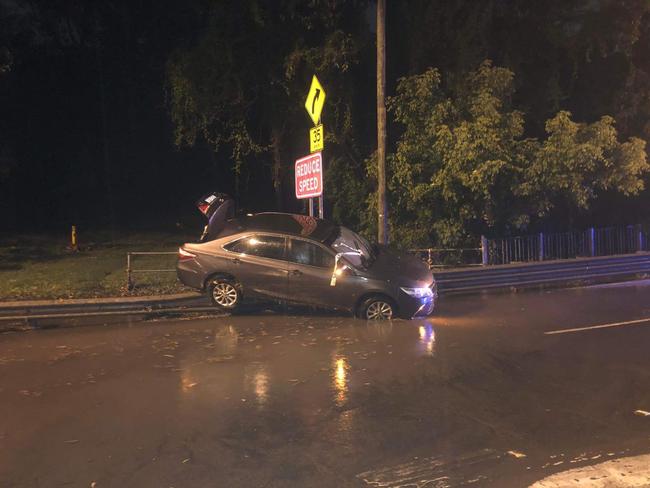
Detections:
[485, 224, 648, 265]
[410, 224, 650, 268]
[409, 247, 482, 267]
[126, 252, 177, 291]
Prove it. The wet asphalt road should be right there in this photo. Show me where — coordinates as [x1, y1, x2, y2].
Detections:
[2, 283, 650, 487]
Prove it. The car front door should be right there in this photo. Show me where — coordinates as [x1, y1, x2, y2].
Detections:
[286, 238, 361, 310]
[223, 234, 289, 300]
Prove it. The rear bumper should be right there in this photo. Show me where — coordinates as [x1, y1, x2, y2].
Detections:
[177, 262, 205, 290]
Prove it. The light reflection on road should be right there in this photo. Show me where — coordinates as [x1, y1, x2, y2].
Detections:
[365, 320, 393, 340]
[181, 370, 198, 392]
[214, 324, 238, 355]
[333, 355, 349, 407]
[174, 318, 441, 409]
[244, 363, 269, 408]
[418, 321, 436, 356]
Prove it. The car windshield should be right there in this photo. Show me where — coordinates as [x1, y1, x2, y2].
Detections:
[330, 226, 376, 269]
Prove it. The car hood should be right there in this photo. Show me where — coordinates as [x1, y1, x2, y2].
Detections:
[364, 246, 433, 287]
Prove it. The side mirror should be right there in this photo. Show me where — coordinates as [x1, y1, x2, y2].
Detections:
[330, 251, 361, 286]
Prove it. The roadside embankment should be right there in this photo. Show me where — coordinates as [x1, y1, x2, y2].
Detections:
[0, 232, 190, 300]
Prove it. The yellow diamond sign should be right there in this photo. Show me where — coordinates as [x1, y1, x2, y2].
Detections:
[304, 75, 326, 125]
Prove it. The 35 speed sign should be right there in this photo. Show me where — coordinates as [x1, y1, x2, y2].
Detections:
[309, 124, 324, 153]
[295, 152, 323, 199]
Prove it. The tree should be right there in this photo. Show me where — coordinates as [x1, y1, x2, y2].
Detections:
[391, 0, 650, 142]
[166, 0, 369, 211]
[519, 111, 649, 220]
[379, 61, 648, 248]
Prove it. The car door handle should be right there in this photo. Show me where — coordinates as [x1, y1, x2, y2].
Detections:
[289, 269, 302, 276]
[232, 258, 241, 265]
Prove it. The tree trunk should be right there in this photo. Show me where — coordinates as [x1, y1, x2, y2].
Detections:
[377, 0, 388, 244]
[271, 127, 283, 211]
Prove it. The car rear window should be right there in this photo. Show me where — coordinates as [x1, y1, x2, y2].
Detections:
[288, 239, 334, 268]
[225, 235, 286, 260]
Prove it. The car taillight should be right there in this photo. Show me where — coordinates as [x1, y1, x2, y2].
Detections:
[178, 247, 196, 261]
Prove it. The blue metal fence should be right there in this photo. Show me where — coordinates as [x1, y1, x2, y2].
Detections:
[411, 224, 650, 267]
[486, 225, 647, 265]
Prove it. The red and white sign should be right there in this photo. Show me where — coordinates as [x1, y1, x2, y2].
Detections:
[295, 152, 323, 199]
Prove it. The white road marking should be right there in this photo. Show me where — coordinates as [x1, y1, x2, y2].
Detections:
[529, 453, 650, 487]
[544, 317, 650, 335]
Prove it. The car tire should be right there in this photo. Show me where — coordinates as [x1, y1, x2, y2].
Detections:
[358, 296, 396, 320]
[207, 278, 241, 311]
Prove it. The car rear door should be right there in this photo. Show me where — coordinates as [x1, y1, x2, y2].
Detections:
[223, 234, 289, 300]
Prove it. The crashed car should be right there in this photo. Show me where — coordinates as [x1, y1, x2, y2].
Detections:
[177, 193, 437, 319]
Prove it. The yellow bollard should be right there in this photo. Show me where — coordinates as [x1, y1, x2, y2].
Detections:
[71, 225, 78, 251]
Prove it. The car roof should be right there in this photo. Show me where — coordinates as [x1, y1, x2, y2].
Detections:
[221, 212, 337, 243]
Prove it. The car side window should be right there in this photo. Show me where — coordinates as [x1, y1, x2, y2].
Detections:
[225, 235, 286, 260]
[288, 239, 334, 268]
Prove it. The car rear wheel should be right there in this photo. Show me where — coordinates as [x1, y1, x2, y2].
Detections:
[359, 296, 396, 320]
[208, 278, 241, 311]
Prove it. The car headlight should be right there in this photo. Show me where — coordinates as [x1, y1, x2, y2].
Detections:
[400, 287, 433, 298]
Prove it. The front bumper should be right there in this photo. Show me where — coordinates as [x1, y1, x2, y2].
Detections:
[397, 287, 438, 318]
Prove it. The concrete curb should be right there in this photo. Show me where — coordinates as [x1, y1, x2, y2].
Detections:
[0, 292, 201, 310]
[0, 292, 220, 333]
[0, 306, 226, 334]
[0, 291, 209, 314]
[0, 292, 213, 330]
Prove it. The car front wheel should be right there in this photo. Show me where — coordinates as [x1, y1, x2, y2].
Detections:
[208, 278, 241, 311]
[359, 296, 396, 320]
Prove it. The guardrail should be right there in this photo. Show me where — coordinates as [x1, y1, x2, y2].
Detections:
[126, 252, 177, 291]
[433, 253, 650, 294]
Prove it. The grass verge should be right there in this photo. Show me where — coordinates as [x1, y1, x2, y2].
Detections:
[0, 232, 197, 301]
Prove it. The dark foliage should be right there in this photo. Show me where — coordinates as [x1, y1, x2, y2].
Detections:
[0, 0, 648, 243]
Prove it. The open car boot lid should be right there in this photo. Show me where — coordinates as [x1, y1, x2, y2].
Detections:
[196, 192, 235, 241]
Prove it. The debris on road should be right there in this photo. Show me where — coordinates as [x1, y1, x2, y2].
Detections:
[508, 450, 527, 459]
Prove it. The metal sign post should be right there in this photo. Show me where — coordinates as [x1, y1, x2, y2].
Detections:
[303, 75, 326, 218]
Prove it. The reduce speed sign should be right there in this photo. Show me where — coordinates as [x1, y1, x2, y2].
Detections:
[295, 152, 323, 199]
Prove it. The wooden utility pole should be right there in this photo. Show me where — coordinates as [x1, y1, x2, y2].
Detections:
[376, 0, 388, 244]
